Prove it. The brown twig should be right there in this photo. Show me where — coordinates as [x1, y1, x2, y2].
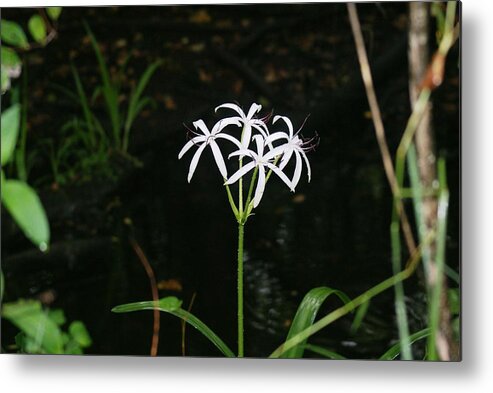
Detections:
[346, 3, 417, 255]
[129, 238, 160, 357]
[181, 292, 197, 356]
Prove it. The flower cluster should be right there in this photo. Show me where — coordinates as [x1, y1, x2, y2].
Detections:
[178, 103, 316, 209]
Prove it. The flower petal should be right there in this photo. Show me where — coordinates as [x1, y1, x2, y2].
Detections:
[279, 147, 294, 170]
[264, 145, 288, 161]
[225, 161, 256, 185]
[193, 119, 211, 136]
[241, 124, 252, 149]
[253, 166, 266, 208]
[291, 151, 303, 190]
[212, 117, 242, 134]
[265, 162, 294, 191]
[251, 120, 269, 138]
[299, 148, 312, 182]
[273, 115, 294, 138]
[187, 142, 208, 183]
[264, 131, 289, 145]
[215, 133, 243, 149]
[252, 134, 265, 157]
[215, 103, 245, 118]
[210, 140, 228, 179]
[178, 136, 207, 159]
[246, 103, 262, 120]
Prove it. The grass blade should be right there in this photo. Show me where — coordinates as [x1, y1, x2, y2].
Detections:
[303, 344, 346, 359]
[112, 296, 235, 357]
[281, 286, 350, 358]
[380, 328, 431, 360]
[350, 298, 370, 336]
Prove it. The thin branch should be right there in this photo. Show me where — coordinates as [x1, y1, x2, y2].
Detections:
[130, 238, 160, 357]
[347, 3, 417, 255]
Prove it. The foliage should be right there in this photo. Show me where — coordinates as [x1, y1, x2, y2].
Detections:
[2, 299, 92, 354]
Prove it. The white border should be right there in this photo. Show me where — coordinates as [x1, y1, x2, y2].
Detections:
[2, 1, 493, 392]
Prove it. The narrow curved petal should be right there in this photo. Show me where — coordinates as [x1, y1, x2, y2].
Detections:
[253, 166, 266, 208]
[178, 136, 207, 159]
[279, 147, 294, 170]
[215, 133, 243, 149]
[215, 103, 245, 117]
[187, 142, 208, 183]
[246, 103, 262, 120]
[299, 148, 312, 182]
[252, 134, 265, 156]
[229, 148, 258, 161]
[291, 151, 303, 190]
[225, 161, 256, 185]
[264, 131, 289, 145]
[212, 117, 242, 134]
[265, 162, 294, 191]
[210, 140, 228, 179]
[251, 120, 269, 138]
[241, 123, 253, 149]
[264, 145, 287, 161]
[273, 115, 294, 138]
[193, 119, 211, 136]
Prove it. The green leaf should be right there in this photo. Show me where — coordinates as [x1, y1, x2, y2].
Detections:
[2, 300, 64, 354]
[46, 7, 62, 21]
[380, 328, 431, 360]
[28, 15, 47, 44]
[281, 287, 351, 358]
[68, 321, 92, 348]
[350, 298, 370, 336]
[0, 20, 29, 49]
[112, 296, 235, 357]
[1, 179, 50, 250]
[448, 288, 460, 315]
[302, 344, 346, 359]
[48, 309, 66, 326]
[1, 48, 22, 93]
[1, 104, 21, 165]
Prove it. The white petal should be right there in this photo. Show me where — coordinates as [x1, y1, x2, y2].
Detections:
[241, 124, 252, 149]
[251, 120, 269, 138]
[299, 148, 312, 182]
[187, 142, 207, 183]
[264, 145, 287, 161]
[279, 147, 294, 170]
[178, 136, 207, 159]
[264, 131, 289, 145]
[252, 134, 265, 156]
[265, 162, 294, 191]
[212, 117, 242, 134]
[253, 166, 266, 208]
[291, 151, 303, 190]
[210, 140, 228, 179]
[273, 115, 294, 138]
[215, 103, 245, 118]
[193, 119, 210, 136]
[246, 103, 262, 120]
[215, 133, 243, 149]
[225, 161, 256, 185]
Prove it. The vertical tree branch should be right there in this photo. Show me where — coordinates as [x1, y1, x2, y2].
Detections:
[408, 2, 456, 360]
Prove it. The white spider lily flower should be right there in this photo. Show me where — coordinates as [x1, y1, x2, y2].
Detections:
[225, 135, 293, 208]
[215, 103, 269, 149]
[265, 115, 312, 190]
[178, 118, 242, 182]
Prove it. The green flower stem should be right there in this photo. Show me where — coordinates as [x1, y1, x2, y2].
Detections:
[224, 181, 239, 219]
[237, 222, 245, 357]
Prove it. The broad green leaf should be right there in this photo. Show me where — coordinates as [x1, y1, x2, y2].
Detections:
[48, 309, 66, 326]
[1, 104, 21, 165]
[0, 20, 29, 49]
[28, 15, 47, 44]
[281, 287, 351, 358]
[2, 300, 64, 354]
[68, 320, 92, 348]
[302, 344, 346, 359]
[1, 47, 21, 68]
[448, 288, 460, 315]
[2, 179, 50, 250]
[46, 7, 62, 21]
[1, 47, 22, 92]
[112, 296, 235, 357]
[380, 328, 431, 360]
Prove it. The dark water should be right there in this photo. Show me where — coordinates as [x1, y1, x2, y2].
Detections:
[1, 3, 459, 358]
